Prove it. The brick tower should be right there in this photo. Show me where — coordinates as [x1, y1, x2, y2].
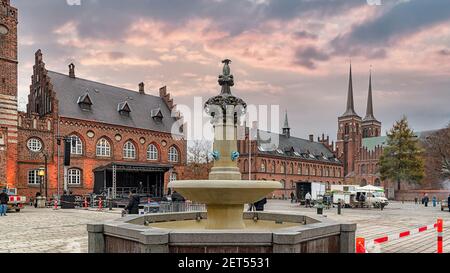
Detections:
[361, 69, 381, 138]
[0, 0, 18, 188]
[336, 64, 362, 178]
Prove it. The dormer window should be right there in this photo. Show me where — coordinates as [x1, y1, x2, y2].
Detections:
[118, 101, 131, 116]
[77, 93, 93, 111]
[151, 108, 163, 122]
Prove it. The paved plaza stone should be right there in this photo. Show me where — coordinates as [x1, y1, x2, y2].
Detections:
[0, 200, 449, 253]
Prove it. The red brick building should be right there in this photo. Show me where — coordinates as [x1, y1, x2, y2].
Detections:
[238, 115, 345, 198]
[0, 0, 186, 199]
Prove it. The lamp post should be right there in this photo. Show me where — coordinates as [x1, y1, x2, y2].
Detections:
[37, 152, 48, 199]
[38, 167, 45, 195]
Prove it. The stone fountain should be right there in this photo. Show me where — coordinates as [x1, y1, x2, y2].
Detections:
[87, 60, 357, 253]
[168, 59, 281, 229]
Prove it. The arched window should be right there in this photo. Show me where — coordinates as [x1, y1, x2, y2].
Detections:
[272, 161, 276, 173]
[361, 164, 367, 174]
[147, 144, 159, 161]
[170, 172, 178, 182]
[169, 146, 179, 162]
[260, 161, 266, 172]
[281, 163, 286, 174]
[290, 163, 294, 174]
[297, 165, 302, 175]
[68, 168, 82, 185]
[374, 178, 381, 187]
[70, 135, 83, 155]
[28, 170, 41, 185]
[96, 138, 111, 157]
[344, 124, 350, 135]
[123, 141, 136, 159]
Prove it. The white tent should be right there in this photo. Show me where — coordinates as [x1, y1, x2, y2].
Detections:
[357, 185, 384, 192]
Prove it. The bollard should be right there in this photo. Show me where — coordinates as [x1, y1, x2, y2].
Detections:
[338, 202, 342, 215]
[356, 237, 366, 253]
[98, 198, 103, 211]
[437, 218, 443, 253]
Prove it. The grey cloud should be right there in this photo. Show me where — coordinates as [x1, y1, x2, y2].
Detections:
[437, 49, 450, 56]
[294, 46, 329, 69]
[293, 30, 318, 40]
[330, 0, 450, 57]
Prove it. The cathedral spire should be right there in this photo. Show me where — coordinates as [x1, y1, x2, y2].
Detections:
[364, 68, 376, 121]
[342, 63, 359, 117]
[282, 110, 290, 138]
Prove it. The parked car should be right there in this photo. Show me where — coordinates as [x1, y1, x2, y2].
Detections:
[441, 200, 448, 211]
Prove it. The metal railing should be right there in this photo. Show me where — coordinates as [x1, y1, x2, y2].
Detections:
[144, 201, 206, 214]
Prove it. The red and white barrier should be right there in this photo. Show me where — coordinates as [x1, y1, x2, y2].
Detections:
[357, 219, 443, 253]
[97, 198, 103, 211]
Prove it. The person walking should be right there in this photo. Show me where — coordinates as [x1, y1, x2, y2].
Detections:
[124, 192, 140, 215]
[424, 193, 429, 207]
[0, 188, 9, 216]
[414, 196, 418, 204]
[305, 192, 312, 208]
[447, 194, 450, 213]
[432, 196, 437, 207]
[290, 192, 295, 203]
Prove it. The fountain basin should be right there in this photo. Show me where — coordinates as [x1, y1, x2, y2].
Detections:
[87, 212, 357, 253]
[168, 180, 282, 229]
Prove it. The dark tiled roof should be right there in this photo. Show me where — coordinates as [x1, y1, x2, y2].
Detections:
[256, 130, 340, 164]
[48, 71, 179, 134]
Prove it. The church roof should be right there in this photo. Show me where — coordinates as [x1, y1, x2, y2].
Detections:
[255, 130, 340, 164]
[47, 71, 180, 134]
[362, 129, 440, 151]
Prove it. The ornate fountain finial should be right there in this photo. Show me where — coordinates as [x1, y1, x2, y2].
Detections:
[222, 59, 232, 75]
[218, 59, 234, 95]
[205, 59, 247, 124]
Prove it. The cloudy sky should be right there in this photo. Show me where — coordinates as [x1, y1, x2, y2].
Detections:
[14, 0, 450, 140]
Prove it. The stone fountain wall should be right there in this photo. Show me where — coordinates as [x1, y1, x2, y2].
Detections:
[87, 212, 356, 253]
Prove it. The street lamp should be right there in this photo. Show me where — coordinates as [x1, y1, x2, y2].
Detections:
[38, 167, 45, 195]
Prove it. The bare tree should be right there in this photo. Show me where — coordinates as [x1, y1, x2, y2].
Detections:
[423, 123, 450, 187]
[186, 140, 213, 179]
[188, 140, 212, 164]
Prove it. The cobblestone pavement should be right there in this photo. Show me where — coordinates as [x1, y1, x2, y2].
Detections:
[0, 208, 119, 253]
[266, 199, 450, 253]
[0, 200, 449, 253]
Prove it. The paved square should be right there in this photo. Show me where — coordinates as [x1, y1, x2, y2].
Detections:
[0, 200, 448, 253]
[266, 200, 450, 253]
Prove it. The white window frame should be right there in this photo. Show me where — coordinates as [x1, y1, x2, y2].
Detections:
[147, 144, 158, 161]
[123, 141, 136, 159]
[168, 146, 179, 163]
[28, 169, 41, 185]
[70, 135, 83, 155]
[96, 138, 111, 157]
[68, 168, 82, 185]
[170, 172, 178, 182]
[27, 138, 43, 152]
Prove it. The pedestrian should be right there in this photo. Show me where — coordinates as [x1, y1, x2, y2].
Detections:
[305, 192, 312, 208]
[124, 192, 140, 215]
[247, 203, 255, 211]
[424, 193, 429, 207]
[432, 196, 437, 207]
[290, 192, 295, 203]
[359, 193, 366, 208]
[34, 192, 41, 208]
[421, 193, 425, 204]
[254, 198, 267, 211]
[448, 194, 450, 213]
[0, 188, 9, 216]
[414, 196, 418, 204]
